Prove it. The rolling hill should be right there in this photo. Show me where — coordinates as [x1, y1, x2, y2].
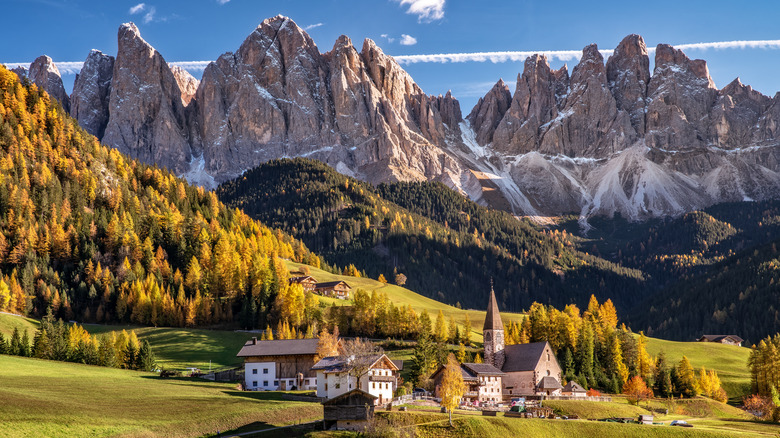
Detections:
[217, 158, 645, 313]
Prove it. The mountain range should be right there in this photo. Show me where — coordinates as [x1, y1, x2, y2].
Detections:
[11, 16, 780, 222]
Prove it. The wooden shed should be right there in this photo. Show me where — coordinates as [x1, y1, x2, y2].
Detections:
[322, 389, 377, 431]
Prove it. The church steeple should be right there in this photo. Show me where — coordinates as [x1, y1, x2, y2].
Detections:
[483, 282, 505, 370]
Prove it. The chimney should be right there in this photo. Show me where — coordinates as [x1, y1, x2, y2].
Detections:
[252, 337, 257, 345]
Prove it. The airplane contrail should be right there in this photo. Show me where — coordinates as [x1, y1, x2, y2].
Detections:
[5, 39, 780, 73]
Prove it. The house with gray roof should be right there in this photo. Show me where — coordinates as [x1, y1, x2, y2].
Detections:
[237, 337, 319, 391]
[430, 362, 506, 405]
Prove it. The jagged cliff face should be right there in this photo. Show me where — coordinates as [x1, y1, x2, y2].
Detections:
[35, 20, 780, 221]
[70, 50, 114, 138]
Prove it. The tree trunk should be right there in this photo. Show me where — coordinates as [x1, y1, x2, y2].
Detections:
[448, 408, 453, 427]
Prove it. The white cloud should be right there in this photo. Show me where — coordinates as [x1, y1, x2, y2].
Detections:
[400, 34, 417, 46]
[143, 6, 156, 24]
[304, 23, 324, 31]
[393, 39, 780, 64]
[217, 0, 230, 4]
[396, 0, 445, 22]
[380, 34, 396, 43]
[11, 39, 780, 77]
[129, 3, 145, 14]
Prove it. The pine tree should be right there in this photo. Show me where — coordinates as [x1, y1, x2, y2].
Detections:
[9, 327, 21, 356]
[20, 329, 31, 357]
[654, 351, 672, 398]
[434, 310, 447, 343]
[410, 331, 438, 387]
[137, 340, 157, 372]
[0, 332, 6, 354]
[462, 314, 472, 347]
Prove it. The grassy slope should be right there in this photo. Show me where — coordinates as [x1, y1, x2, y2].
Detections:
[644, 337, 751, 398]
[0, 313, 249, 370]
[286, 261, 525, 344]
[414, 415, 757, 438]
[0, 355, 321, 438]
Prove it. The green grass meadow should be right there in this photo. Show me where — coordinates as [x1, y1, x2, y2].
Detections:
[0, 355, 321, 438]
[644, 337, 752, 398]
[286, 260, 526, 344]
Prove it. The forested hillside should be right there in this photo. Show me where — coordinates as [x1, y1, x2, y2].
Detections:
[217, 158, 644, 312]
[0, 66, 320, 331]
[565, 202, 780, 342]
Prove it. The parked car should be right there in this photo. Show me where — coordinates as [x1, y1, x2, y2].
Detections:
[670, 420, 693, 428]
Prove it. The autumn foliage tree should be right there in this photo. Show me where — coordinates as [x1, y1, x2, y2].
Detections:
[439, 353, 464, 427]
[623, 375, 653, 405]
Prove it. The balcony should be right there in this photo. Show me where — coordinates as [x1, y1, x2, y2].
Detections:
[463, 391, 479, 398]
[369, 375, 396, 383]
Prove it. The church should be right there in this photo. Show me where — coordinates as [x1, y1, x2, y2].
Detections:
[483, 286, 563, 398]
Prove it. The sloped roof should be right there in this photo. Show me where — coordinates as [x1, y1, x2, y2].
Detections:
[462, 363, 505, 376]
[537, 376, 563, 390]
[315, 281, 351, 289]
[322, 389, 377, 405]
[699, 334, 744, 343]
[430, 364, 478, 382]
[290, 276, 317, 283]
[312, 354, 397, 373]
[483, 286, 503, 331]
[562, 381, 586, 393]
[501, 342, 551, 373]
[236, 338, 319, 357]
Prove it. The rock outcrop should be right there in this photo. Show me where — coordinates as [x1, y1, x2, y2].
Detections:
[645, 44, 717, 151]
[466, 79, 512, 145]
[606, 34, 650, 136]
[102, 23, 191, 175]
[170, 65, 199, 106]
[29, 55, 70, 112]
[70, 50, 114, 138]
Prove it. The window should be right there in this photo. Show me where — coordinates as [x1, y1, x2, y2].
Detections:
[325, 383, 328, 391]
[547, 353, 550, 361]
[263, 368, 269, 374]
[273, 380, 278, 386]
[372, 383, 375, 389]
[252, 369, 257, 374]
[263, 381, 268, 387]
[253, 381, 258, 387]
[547, 370, 551, 376]
[335, 383, 340, 389]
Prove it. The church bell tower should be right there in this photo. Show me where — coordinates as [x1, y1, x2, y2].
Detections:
[483, 283, 505, 370]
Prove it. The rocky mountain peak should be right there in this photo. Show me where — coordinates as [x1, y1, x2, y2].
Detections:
[170, 65, 199, 106]
[70, 49, 114, 138]
[606, 34, 650, 135]
[29, 55, 70, 112]
[466, 79, 512, 144]
[102, 22, 191, 175]
[571, 44, 606, 84]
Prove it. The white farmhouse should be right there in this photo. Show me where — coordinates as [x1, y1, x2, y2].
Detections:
[312, 354, 399, 405]
[237, 337, 319, 391]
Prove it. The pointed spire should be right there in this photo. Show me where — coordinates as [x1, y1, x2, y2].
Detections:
[483, 282, 504, 331]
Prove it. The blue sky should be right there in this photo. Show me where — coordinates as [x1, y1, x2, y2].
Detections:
[4, 0, 780, 111]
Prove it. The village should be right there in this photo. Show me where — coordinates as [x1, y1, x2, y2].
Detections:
[230, 278, 747, 432]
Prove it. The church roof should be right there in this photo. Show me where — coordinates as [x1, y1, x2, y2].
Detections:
[501, 342, 552, 373]
[483, 286, 504, 331]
